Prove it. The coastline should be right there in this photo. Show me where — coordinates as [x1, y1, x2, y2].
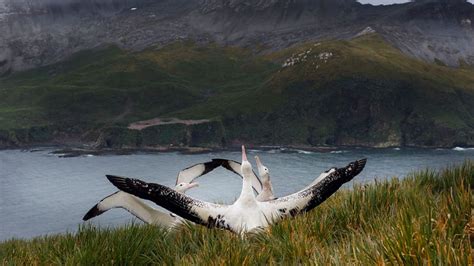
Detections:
[2, 141, 473, 158]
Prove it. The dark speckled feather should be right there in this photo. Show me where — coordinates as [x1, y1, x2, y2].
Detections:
[106, 175, 228, 227]
[263, 159, 367, 217]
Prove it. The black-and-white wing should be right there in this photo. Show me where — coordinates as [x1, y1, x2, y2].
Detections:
[260, 159, 367, 219]
[107, 175, 229, 228]
[220, 159, 263, 194]
[176, 159, 224, 185]
[304, 167, 337, 189]
[83, 191, 177, 227]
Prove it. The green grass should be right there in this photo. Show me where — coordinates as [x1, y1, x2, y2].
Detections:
[1, 161, 472, 265]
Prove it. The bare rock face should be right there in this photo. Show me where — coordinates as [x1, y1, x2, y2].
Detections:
[199, 0, 357, 12]
[199, 0, 282, 12]
[0, 0, 473, 75]
[0, 0, 200, 74]
[376, 0, 474, 66]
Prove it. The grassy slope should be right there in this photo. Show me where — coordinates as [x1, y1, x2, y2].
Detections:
[0, 43, 276, 129]
[1, 161, 472, 264]
[0, 35, 473, 147]
[194, 35, 474, 146]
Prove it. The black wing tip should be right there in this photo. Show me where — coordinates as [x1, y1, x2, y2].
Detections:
[106, 174, 121, 181]
[106, 174, 126, 182]
[82, 204, 105, 221]
[342, 158, 367, 181]
[353, 158, 367, 174]
[106, 175, 131, 191]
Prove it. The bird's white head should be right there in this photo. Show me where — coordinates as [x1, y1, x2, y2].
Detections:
[175, 182, 199, 193]
[241, 145, 253, 177]
[255, 155, 269, 180]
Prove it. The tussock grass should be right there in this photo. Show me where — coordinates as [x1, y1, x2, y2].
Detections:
[1, 161, 472, 264]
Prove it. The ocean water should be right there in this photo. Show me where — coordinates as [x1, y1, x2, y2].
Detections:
[0, 147, 472, 241]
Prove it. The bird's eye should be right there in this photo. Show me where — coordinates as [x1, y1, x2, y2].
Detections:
[180, 184, 183, 186]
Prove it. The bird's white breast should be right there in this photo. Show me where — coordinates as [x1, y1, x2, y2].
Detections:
[223, 201, 274, 232]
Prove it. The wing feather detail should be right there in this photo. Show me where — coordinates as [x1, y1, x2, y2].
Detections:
[260, 159, 367, 219]
[107, 175, 227, 226]
[176, 159, 223, 185]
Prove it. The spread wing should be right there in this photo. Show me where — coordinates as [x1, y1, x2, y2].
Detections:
[304, 168, 336, 189]
[107, 175, 229, 228]
[83, 191, 177, 227]
[175, 159, 262, 194]
[176, 159, 224, 185]
[260, 159, 367, 219]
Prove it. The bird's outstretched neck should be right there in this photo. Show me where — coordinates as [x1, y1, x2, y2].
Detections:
[238, 145, 258, 203]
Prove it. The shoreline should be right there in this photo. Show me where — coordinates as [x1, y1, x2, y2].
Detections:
[2, 143, 473, 158]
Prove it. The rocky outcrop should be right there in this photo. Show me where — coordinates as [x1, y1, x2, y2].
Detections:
[0, 126, 56, 147]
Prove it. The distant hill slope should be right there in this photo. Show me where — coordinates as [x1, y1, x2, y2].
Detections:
[1, 34, 473, 148]
[0, 0, 473, 75]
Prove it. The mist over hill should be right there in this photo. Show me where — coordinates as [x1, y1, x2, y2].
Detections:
[0, 0, 473, 74]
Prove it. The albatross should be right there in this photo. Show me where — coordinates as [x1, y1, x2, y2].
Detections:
[83, 158, 263, 226]
[83, 159, 222, 226]
[255, 155, 276, 201]
[106, 146, 367, 233]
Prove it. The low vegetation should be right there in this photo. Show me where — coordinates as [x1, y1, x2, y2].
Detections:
[1, 161, 472, 264]
[1, 34, 473, 148]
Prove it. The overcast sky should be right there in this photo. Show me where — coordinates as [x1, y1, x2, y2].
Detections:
[358, 0, 474, 4]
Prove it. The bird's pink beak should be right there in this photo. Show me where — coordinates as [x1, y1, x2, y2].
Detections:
[242, 145, 248, 162]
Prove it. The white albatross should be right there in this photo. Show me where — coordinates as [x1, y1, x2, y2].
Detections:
[83, 159, 263, 226]
[255, 155, 276, 201]
[106, 146, 367, 233]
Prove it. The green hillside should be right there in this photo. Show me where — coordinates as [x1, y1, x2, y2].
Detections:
[0, 35, 473, 148]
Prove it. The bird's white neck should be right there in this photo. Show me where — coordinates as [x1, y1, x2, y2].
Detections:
[237, 172, 257, 206]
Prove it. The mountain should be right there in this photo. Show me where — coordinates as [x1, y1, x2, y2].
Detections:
[0, 0, 473, 149]
[0, 0, 473, 75]
[1, 34, 473, 148]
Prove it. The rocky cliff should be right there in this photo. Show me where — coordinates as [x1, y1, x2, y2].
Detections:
[0, 0, 473, 76]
